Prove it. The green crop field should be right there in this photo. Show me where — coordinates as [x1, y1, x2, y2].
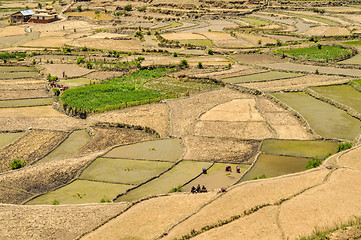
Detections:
[184, 163, 250, 191]
[0, 71, 38, 79]
[241, 154, 310, 181]
[179, 39, 214, 47]
[0, 66, 36, 72]
[26, 180, 132, 205]
[222, 71, 303, 84]
[0, 132, 23, 148]
[80, 158, 173, 184]
[272, 92, 361, 141]
[58, 78, 101, 88]
[261, 139, 339, 159]
[343, 40, 361, 46]
[37, 130, 92, 164]
[60, 68, 220, 113]
[0, 98, 52, 108]
[274, 46, 353, 62]
[115, 161, 213, 202]
[104, 139, 184, 162]
[311, 85, 361, 113]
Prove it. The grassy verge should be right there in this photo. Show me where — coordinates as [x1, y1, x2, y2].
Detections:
[274, 45, 353, 62]
[60, 68, 220, 113]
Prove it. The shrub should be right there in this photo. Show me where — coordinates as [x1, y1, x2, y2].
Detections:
[197, 62, 203, 69]
[82, 46, 88, 51]
[207, 49, 213, 55]
[10, 159, 26, 170]
[77, 57, 85, 64]
[258, 40, 262, 45]
[138, 6, 147, 11]
[124, 4, 132, 11]
[179, 59, 188, 68]
[100, 198, 111, 203]
[317, 43, 322, 49]
[52, 199, 59, 205]
[63, 47, 71, 53]
[315, 69, 319, 74]
[305, 158, 322, 169]
[169, 185, 183, 193]
[276, 39, 282, 46]
[173, 52, 178, 57]
[337, 142, 352, 152]
[53, 88, 60, 96]
[146, 31, 151, 35]
[86, 62, 93, 69]
[136, 56, 145, 61]
[77, 5, 82, 12]
[253, 174, 267, 180]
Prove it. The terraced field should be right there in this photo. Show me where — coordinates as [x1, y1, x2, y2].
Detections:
[0, 98, 52, 108]
[272, 92, 361, 140]
[222, 71, 303, 84]
[0, 132, 23, 148]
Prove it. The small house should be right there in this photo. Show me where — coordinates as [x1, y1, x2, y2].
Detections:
[10, 10, 34, 23]
[28, 7, 58, 23]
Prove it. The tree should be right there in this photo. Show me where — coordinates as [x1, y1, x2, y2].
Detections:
[207, 49, 213, 55]
[10, 159, 26, 170]
[179, 59, 188, 68]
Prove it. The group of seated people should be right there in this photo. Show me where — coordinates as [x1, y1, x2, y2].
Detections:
[191, 184, 207, 193]
[50, 82, 69, 91]
[225, 165, 241, 173]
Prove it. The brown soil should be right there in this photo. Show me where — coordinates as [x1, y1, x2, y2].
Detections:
[193, 206, 281, 240]
[0, 80, 45, 91]
[0, 153, 99, 204]
[84, 71, 124, 80]
[0, 203, 127, 240]
[239, 75, 350, 92]
[0, 129, 69, 173]
[76, 126, 157, 156]
[21, 37, 72, 48]
[257, 96, 313, 140]
[82, 193, 216, 240]
[0, 26, 25, 38]
[0, 186, 32, 204]
[69, 38, 143, 52]
[183, 136, 259, 163]
[193, 120, 274, 139]
[305, 26, 350, 36]
[163, 33, 207, 40]
[42, 64, 93, 79]
[163, 168, 329, 239]
[87, 103, 170, 138]
[232, 53, 285, 65]
[0, 90, 49, 100]
[338, 146, 361, 170]
[167, 88, 249, 137]
[279, 169, 361, 239]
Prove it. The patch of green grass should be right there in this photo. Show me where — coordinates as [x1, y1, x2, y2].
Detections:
[37, 130, 92, 164]
[240, 17, 270, 26]
[104, 139, 184, 162]
[0, 71, 38, 79]
[241, 154, 310, 182]
[261, 139, 338, 159]
[343, 40, 361, 46]
[179, 39, 214, 47]
[0, 52, 27, 60]
[274, 45, 353, 62]
[156, 22, 182, 30]
[284, 12, 340, 26]
[58, 78, 101, 88]
[60, 68, 220, 113]
[311, 85, 361, 113]
[0, 66, 36, 72]
[26, 180, 131, 205]
[0, 132, 23, 148]
[305, 158, 322, 169]
[115, 161, 213, 202]
[222, 71, 303, 84]
[0, 98, 52, 108]
[271, 92, 361, 141]
[80, 158, 173, 184]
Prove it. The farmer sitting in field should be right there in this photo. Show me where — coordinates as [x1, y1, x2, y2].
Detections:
[225, 166, 232, 172]
[202, 167, 207, 174]
[201, 185, 207, 193]
[191, 186, 197, 193]
[236, 166, 240, 173]
[196, 184, 201, 193]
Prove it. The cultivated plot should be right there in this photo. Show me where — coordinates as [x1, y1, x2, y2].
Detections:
[272, 92, 361, 140]
[0, 98, 52, 108]
[222, 71, 303, 84]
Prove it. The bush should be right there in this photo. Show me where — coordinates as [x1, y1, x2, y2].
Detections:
[77, 57, 85, 64]
[63, 47, 71, 53]
[169, 185, 183, 193]
[197, 62, 203, 69]
[317, 43, 322, 49]
[276, 39, 282, 46]
[138, 6, 147, 11]
[124, 4, 132, 11]
[77, 5, 82, 12]
[82, 46, 88, 51]
[100, 198, 111, 203]
[207, 49, 213, 55]
[315, 69, 319, 74]
[253, 174, 267, 180]
[173, 52, 178, 57]
[86, 62, 93, 69]
[337, 142, 352, 152]
[305, 158, 322, 169]
[53, 88, 60, 96]
[179, 59, 188, 68]
[10, 159, 26, 170]
[52, 199, 59, 205]
[136, 56, 145, 61]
